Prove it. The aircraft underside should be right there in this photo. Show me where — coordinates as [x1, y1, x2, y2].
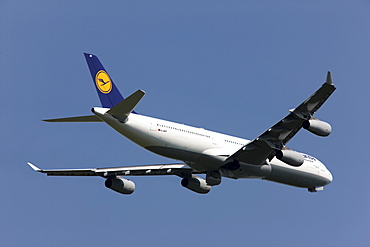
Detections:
[28, 53, 335, 195]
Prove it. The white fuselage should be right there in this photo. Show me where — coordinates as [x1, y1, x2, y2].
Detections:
[93, 107, 333, 189]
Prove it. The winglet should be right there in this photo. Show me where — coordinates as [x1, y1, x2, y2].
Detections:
[325, 71, 333, 85]
[27, 162, 42, 172]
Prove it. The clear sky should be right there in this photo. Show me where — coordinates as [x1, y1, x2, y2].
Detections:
[1, 1, 369, 247]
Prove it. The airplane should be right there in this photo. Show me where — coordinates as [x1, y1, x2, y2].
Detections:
[28, 53, 336, 195]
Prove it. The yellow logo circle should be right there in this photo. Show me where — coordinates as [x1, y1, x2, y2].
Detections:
[95, 70, 112, 94]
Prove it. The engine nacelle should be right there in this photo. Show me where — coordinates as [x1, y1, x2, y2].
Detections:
[276, 149, 304, 167]
[181, 176, 211, 194]
[303, 119, 332, 137]
[105, 176, 135, 195]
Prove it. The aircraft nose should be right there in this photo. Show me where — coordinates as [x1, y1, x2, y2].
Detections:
[323, 168, 333, 185]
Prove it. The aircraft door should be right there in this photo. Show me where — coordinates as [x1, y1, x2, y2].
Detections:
[212, 136, 218, 145]
[150, 123, 157, 131]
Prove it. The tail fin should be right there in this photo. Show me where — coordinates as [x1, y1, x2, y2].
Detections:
[84, 53, 124, 108]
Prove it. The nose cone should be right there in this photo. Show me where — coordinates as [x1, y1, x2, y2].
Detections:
[327, 170, 333, 183]
[322, 168, 333, 186]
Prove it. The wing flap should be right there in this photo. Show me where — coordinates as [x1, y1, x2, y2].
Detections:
[95, 164, 194, 176]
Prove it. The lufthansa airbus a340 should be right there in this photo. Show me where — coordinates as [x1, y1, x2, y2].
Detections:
[28, 53, 336, 195]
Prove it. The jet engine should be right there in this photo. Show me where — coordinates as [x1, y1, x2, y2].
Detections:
[181, 176, 211, 194]
[105, 176, 135, 195]
[303, 119, 332, 137]
[275, 149, 304, 167]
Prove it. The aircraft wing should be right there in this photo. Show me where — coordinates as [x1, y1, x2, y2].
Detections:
[228, 72, 336, 165]
[27, 162, 200, 177]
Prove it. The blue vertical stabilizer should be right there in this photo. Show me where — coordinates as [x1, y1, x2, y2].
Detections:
[84, 53, 124, 108]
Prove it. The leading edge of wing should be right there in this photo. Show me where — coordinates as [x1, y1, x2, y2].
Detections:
[27, 162, 197, 177]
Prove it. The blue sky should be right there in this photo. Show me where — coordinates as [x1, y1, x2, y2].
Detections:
[1, 1, 369, 246]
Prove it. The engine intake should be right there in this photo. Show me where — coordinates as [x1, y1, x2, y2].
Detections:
[276, 149, 304, 167]
[105, 176, 135, 195]
[181, 176, 211, 194]
[303, 119, 332, 137]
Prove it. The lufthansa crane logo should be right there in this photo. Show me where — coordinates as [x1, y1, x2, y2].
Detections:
[95, 70, 112, 94]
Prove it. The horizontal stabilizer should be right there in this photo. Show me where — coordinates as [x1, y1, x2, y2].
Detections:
[43, 115, 103, 122]
[107, 89, 145, 120]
